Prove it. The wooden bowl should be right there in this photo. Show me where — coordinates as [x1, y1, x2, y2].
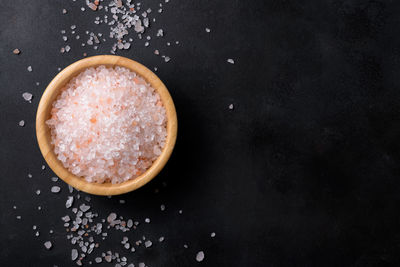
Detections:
[36, 55, 177, 195]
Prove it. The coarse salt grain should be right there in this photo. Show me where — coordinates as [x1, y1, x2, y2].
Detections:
[46, 66, 167, 183]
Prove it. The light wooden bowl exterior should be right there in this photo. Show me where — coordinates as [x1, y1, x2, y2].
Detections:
[36, 55, 177, 195]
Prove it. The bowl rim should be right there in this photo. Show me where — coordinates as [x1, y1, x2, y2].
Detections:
[36, 55, 177, 195]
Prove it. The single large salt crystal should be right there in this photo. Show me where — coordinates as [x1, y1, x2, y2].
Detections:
[46, 66, 167, 183]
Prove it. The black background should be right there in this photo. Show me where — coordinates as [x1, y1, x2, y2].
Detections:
[1, 0, 400, 266]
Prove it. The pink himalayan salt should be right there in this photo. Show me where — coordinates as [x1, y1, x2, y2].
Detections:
[46, 66, 167, 183]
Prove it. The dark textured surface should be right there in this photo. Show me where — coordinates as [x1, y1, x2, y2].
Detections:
[1, 0, 400, 266]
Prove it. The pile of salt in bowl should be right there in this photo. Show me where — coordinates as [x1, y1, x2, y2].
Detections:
[46, 65, 167, 183]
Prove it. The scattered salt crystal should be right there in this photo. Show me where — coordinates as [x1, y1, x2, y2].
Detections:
[156, 29, 164, 37]
[227, 58, 235, 64]
[62, 36, 68, 41]
[154, 49, 159, 55]
[32, 225, 37, 230]
[62, 9, 67, 14]
[158, 236, 164, 242]
[44, 241, 52, 250]
[16, 215, 21, 219]
[22, 92, 33, 102]
[51, 186, 61, 193]
[51, 177, 58, 182]
[160, 204, 165, 211]
[119, 199, 126, 204]
[178, 210, 183, 214]
[95, 257, 102, 263]
[229, 104, 234, 110]
[28, 173, 32, 178]
[13, 205, 17, 209]
[36, 190, 41, 195]
[196, 251, 205, 262]
[19, 120, 25, 127]
[66, 196, 74, 208]
[144, 218, 150, 223]
[71, 249, 78, 261]
[13, 48, 21, 55]
[144, 240, 152, 248]
[38, 206, 42, 210]
[211, 232, 216, 237]
[80, 204, 91, 212]
[27, 66, 32, 72]
[164, 56, 170, 62]
[35, 231, 40, 236]
[205, 28, 211, 33]
[65, 45, 71, 52]
[138, 263, 145, 267]
[183, 244, 188, 248]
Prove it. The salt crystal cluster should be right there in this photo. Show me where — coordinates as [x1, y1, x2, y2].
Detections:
[46, 66, 167, 183]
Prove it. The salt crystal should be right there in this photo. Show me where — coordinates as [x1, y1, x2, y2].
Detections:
[36, 190, 41, 195]
[138, 263, 145, 267]
[19, 120, 25, 127]
[164, 56, 170, 62]
[71, 25, 76, 30]
[44, 241, 52, 250]
[154, 50, 159, 55]
[144, 218, 150, 223]
[156, 29, 163, 37]
[178, 209, 183, 214]
[51, 186, 61, 193]
[22, 92, 33, 102]
[13, 48, 21, 55]
[27, 66, 32, 72]
[160, 204, 165, 211]
[66, 196, 74, 208]
[95, 257, 102, 263]
[80, 204, 91, 212]
[28, 173, 32, 178]
[205, 28, 211, 33]
[229, 104, 234, 110]
[158, 236, 164, 242]
[211, 232, 216, 237]
[51, 177, 58, 182]
[71, 249, 78, 260]
[196, 251, 205, 262]
[62, 9, 67, 14]
[65, 45, 71, 52]
[144, 240, 152, 248]
[227, 58, 235, 64]
[16, 215, 21, 219]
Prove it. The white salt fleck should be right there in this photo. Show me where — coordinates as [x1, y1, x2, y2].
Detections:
[62, 9, 67, 14]
[160, 204, 165, 211]
[211, 232, 216, 237]
[229, 104, 234, 110]
[164, 56, 171, 63]
[80, 204, 91, 212]
[62, 36, 68, 41]
[19, 120, 25, 127]
[51, 177, 58, 182]
[156, 29, 164, 37]
[144, 218, 150, 223]
[144, 240, 152, 248]
[27, 66, 32, 72]
[205, 28, 211, 33]
[36, 190, 41, 195]
[227, 58, 235, 64]
[42, 165, 46, 170]
[22, 92, 33, 102]
[71, 249, 78, 261]
[158, 236, 164, 242]
[44, 241, 52, 250]
[196, 251, 205, 262]
[16, 215, 21, 219]
[51, 186, 61, 193]
[95, 257, 102, 263]
[178, 209, 183, 214]
[28, 173, 32, 178]
[65, 45, 71, 52]
[66, 196, 74, 208]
